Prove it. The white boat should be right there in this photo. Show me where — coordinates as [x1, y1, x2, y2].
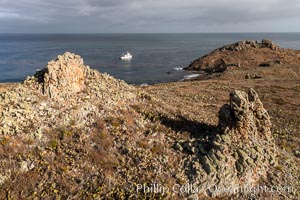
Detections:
[120, 51, 133, 60]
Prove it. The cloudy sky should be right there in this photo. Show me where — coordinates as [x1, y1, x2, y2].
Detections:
[1, 0, 300, 33]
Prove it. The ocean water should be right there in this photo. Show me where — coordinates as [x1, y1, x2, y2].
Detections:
[0, 33, 300, 84]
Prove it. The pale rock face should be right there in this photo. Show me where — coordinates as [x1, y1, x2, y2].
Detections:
[37, 52, 86, 99]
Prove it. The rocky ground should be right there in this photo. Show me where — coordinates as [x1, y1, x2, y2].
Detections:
[0, 41, 299, 199]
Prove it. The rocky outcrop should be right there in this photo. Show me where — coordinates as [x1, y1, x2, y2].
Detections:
[0, 52, 137, 135]
[184, 39, 281, 72]
[181, 89, 277, 197]
[34, 52, 86, 99]
[219, 88, 274, 141]
[261, 39, 279, 50]
[219, 39, 279, 52]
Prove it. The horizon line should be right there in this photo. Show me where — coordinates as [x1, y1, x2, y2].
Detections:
[1, 32, 300, 35]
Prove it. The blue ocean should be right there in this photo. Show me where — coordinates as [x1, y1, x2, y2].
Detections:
[0, 33, 300, 84]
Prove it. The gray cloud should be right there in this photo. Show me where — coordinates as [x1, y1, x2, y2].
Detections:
[0, 0, 300, 33]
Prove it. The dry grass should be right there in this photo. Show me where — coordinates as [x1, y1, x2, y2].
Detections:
[0, 83, 18, 93]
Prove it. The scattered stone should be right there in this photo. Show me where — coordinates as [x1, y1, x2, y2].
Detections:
[174, 142, 183, 151]
[0, 174, 8, 185]
[294, 150, 300, 158]
[245, 73, 262, 79]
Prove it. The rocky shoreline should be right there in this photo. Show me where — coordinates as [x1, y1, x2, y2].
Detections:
[0, 41, 299, 199]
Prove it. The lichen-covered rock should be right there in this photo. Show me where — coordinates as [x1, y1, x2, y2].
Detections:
[223, 88, 273, 140]
[187, 89, 277, 197]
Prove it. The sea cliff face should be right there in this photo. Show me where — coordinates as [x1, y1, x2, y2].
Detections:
[0, 42, 299, 199]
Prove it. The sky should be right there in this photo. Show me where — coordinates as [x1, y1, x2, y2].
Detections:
[0, 0, 300, 33]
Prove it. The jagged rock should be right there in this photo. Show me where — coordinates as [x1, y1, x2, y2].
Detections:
[261, 39, 279, 50]
[189, 89, 277, 197]
[34, 52, 87, 99]
[223, 88, 273, 139]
